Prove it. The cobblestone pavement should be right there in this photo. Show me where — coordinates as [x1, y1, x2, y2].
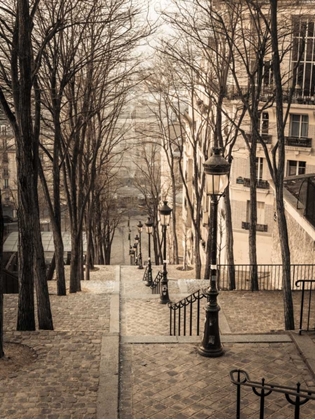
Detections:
[119, 265, 315, 419]
[119, 342, 315, 419]
[1, 266, 114, 419]
[1, 264, 315, 419]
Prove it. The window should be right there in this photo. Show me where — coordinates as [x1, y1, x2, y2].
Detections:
[289, 114, 309, 137]
[246, 201, 265, 224]
[4, 179, 9, 188]
[292, 17, 315, 96]
[263, 61, 273, 87]
[259, 112, 269, 134]
[257, 202, 265, 225]
[256, 157, 264, 180]
[287, 160, 306, 176]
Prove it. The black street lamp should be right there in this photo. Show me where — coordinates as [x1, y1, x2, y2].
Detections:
[145, 216, 154, 286]
[134, 236, 139, 266]
[198, 147, 230, 358]
[129, 246, 135, 265]
[137, 221, 144, 269]
[159, 200, 172, 304]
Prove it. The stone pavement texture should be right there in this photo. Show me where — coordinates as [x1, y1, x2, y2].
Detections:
[1, 264, 315, 419]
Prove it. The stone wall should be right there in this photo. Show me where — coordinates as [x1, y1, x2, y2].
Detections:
[271, 195, 315, 264]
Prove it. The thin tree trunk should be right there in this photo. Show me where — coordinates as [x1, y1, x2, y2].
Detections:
[0, 192, 4, 358]
[224, 189, 235, 290]
[204, 212, 211, 280]
[270, 0, 294, 330]
[194, 233, 202, 279]
[249, 138, 259, 291]
[47, 253, 55, 280]
[276, 190, 294, 329]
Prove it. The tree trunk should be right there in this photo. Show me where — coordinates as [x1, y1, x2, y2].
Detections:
[194, 232, 202, 279]
[0, 193, 4, 358]
[15, 2, 36, 330]
[53, 122, 66, 296]
[204, 211, 211, 280]
[270, 0, 294, 330]
[33, 225, 54, 330]
[47, 254, 55, 280]
[249, 139, 259, 291]
[224, 189, 235, 290]
[70, 227, 81, 293]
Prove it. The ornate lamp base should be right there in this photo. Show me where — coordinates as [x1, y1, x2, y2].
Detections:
[198, 293, 224, 357]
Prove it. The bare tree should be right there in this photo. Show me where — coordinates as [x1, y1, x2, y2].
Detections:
[37, 0, 153, 293]
[0, 0, 56, 330]
[162, 0, 299, 327]
[132, 140, 163, 264]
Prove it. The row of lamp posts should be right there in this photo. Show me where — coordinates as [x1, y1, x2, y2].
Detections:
[128, 200, 173, 304]
[128, 147, 230, 358]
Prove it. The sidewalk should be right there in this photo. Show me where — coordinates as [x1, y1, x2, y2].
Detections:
[119, 265, 315, 419]
[0, 264, 315, 419]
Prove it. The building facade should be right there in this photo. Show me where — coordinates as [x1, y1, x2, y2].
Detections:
[181, 1, 315, 268]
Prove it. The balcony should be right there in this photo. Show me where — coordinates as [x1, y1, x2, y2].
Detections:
[246, 133, 272, 144]
[284, 136, 312, 148]
[242, 221, 268, 232]
[243, 178, 270, 189]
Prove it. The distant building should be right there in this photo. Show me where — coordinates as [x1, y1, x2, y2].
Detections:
[0, 110, 17, 219]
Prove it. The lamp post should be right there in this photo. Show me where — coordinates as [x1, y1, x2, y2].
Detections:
[198, 147, 230, 358]
[159, 200, 172, 304]
[134, 235, 139, 266]
[145, 216, 154, 286]
[137, 221, 144, 269]
[129, 246, 135, 265]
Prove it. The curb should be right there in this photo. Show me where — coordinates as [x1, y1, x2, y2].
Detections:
[290, 331, 315, 380]
[97, 266, 121, 419]
[121, 333, 292, 344]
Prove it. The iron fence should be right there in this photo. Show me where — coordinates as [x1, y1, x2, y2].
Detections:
[218, 264, 315, 291]
[296, 279, 315, 334]
[168, 289, 207, 336]
[230, 369, 315, 419]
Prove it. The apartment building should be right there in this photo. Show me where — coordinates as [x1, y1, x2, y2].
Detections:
[182, 2, 315, 267]
[0, 111, 17, 219]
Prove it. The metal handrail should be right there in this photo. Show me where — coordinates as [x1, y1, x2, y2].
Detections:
[230, 369, 315, 419]
[150, 271, 163, 294]
[295, 279, 315, 334]
[168, 288, 207, 336]
[218, 264, 315, 291]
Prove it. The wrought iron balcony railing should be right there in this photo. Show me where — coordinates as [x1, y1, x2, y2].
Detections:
[246, 133, 272, 144]
[242, 178, 270, 189]
[242, 221, 268, 232]
[285, 136, 312, 147]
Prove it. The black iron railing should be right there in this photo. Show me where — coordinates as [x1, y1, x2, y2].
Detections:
[230, 369, 315, 419]
[295, 279, 315, 334]
[246, 133, 273, 144]
[285, 136, 312, 148]
[242, 178, 270, 189]
[241, 221, 268, 232]
[168, 289, 207, 336]
[150, 271, 163, 294]
[217, 264, 315, 291]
